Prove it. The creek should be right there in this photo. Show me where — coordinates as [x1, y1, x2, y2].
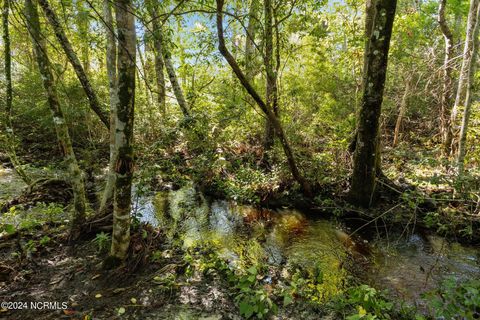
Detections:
[133, 183, 480, 308]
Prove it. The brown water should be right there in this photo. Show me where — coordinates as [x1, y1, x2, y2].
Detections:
[133, 184, 480, 306]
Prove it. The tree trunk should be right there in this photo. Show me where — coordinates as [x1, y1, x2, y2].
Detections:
[109, 0, 136, 262]
[76, 0, 90, 74]
[263, 0, 276, 157]
[151, 27, 166, 114]
[457, 3, 480, 175]
[438, 0, 456, 154]
[37, 0, 110, 129]
[245, 0, 259, 82]
[393, 77, 411, 147]
[216, 0, 311, 196]
[349, 0, 397, 207]
[99, 0, 118, 215]
[164, 43, 190, 117]
[349, 0, 377, 154]
[25, 0, 87, 230]
[446, 0, 480, 156]
[2, 0, 31, 184]
[146, 1, 167, 114]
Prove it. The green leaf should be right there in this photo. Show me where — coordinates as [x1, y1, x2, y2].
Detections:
[247, 266, 257, 275]
[283, 294, 293, 306]
[239, 301, 254, 318]
[4, 224, 15, 234]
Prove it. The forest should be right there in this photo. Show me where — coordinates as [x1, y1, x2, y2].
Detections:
[0, 0, 479, 318]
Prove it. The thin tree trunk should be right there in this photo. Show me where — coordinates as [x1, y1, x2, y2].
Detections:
[164, 43, 190, 117]
[263, 0, 275, 156]
[216, 0, 311, 196]
[25, 0, 87, 230]
[438, 0, 456, 154]
[145, 1, 166, 114]
[245, 0, 259, 82]
[393, 78, 411, 147]
[151, 23, 166, 114]
[76, 0, 89, 74]
[457, 3, 480, 175]
[99, 0, 117, 215]
[147, 3, 188, 117]
[37, 0, 110, 129]
[447, 0, 480, 156]
[2, 0, 31, 184]
[109, 0, 136, 262]
[349, 0, 397, 207]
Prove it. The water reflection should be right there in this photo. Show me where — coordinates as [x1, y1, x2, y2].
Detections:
[134, 184, 480, 305]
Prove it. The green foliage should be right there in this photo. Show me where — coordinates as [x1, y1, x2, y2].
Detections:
[423, 278, 480, 319]
[183, 242, 278, 319]
[330, 285, 417, 320]
[92, 232, 111, 253]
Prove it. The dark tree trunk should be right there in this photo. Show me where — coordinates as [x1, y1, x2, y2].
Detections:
[348, 0, 397, 207]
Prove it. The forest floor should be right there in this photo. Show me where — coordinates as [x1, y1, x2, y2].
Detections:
[0, 224, 326, 320]
[0, 226, 236, 320]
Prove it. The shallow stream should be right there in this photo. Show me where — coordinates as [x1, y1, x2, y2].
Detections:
[133, 184, 480, 307]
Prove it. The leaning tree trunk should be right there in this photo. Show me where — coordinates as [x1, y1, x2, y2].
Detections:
[457, 3, 480, 175]
[108, 0, 136, 263]
[348, 0, 397, 207]
[99, 0, 118, 215]
[446, 0, 480, 156]
[2, 0, 31, 184]
[25, 0, 87, 230]
[216, 0, 311, 196]
[38, 0, 109, 129]
[438, 0, 456, 154]
[163, 42, 190, 117]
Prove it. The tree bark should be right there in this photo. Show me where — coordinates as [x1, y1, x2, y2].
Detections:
[349, 0, 397, 207]
[245, 0, 259, 82]
[446, 0, 480, 156]
[2, 0, 31, 184]
[146, 1, 166, 114]
[350, 0, 377, 153]
[216, 0, 311, 196]
[457, 3, 480, 175]
[393, 77, 411, 147]
[147, 2, 189, 118]
[109, 0, 136, 261]
[76, 0, 90, 74]
[25, 0, 87, 230]
[38, 0, 110, 129]
[164, 43, 190, 117]
[438, 0, 456, 154]
[99, 0, 118, 215]
[263, 0, 276, 157]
